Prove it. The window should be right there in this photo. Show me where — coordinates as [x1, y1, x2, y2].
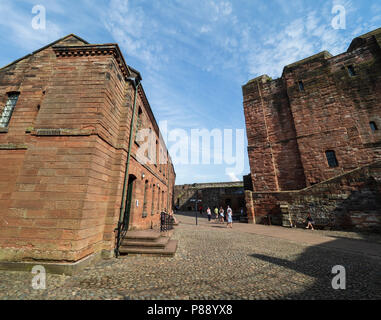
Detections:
[135, 108, 143, 141]
[347, 65, 356, 77]
[370, 122, 378, 132]
[151, 184, 155, 216]
[157, 186, 161, 214]
[326, 151, 339, 168]
[155, 140, 159, 166]
[142, 180, 148, 217]
[0, 93, 19, 128]
[298, 81, 305, 92]
[147, 128, 153, 160]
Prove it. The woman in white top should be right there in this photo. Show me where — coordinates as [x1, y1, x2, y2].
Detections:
[227, 206, 233, 228]
[207, 207, 212, 222]
[219, 207, 225, 224]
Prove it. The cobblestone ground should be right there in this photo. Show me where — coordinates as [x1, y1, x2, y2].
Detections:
[0, 213, 380, 300]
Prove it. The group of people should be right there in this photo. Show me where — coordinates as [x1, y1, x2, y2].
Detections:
[204, 206, 233, 228]
[196, 205, 315, 231]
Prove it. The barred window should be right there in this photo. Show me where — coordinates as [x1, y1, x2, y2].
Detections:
[326, 150, 339, 168]
[0, 93, 19, 127]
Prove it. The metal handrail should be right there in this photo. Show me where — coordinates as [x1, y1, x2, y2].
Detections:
[114, 221, 128, 258]
[160, 212, 174, 232]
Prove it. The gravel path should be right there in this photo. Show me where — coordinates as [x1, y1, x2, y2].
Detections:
[0, 213, 380, 300]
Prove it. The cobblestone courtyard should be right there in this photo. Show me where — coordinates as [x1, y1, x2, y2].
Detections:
[0, 213, 380, 300]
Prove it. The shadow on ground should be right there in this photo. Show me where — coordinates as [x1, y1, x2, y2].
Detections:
[250, 237, 381, 300]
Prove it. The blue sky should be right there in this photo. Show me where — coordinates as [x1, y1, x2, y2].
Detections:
[0, 0, 380, 185]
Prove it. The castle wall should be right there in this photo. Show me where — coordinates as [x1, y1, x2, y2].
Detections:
[243, 29, 381, 193]
[174, 182, 245, 214]
[243, 28, 381, 229]
[245, 161, 381, 231]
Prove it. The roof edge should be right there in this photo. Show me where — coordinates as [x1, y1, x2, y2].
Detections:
[0, 34, 89, 71]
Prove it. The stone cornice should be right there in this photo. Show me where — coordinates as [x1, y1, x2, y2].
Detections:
[53, 44, 132, 81]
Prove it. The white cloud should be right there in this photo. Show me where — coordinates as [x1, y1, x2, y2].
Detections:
[227, 172, 240, 182]
[102, 0, 166, 70]
[200, 25, 212, 34]
[245, 10, 352, 79]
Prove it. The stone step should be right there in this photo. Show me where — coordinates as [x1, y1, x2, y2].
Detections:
[121, 236, 170, 248]
[124, 230, 161, 242]
[119, 240, 178, 257]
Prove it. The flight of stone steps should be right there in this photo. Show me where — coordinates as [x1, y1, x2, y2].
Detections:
[119, 230, 178, 257]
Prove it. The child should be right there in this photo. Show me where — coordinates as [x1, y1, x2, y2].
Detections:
[305, 213, 315, 230]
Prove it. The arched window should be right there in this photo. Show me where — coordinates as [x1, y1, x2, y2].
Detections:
[0, 92, 19, 128]
[151, 183, 155, 216]
[157, 186, 161, 214]
[162, 191, 165, 212]
[142, 180, 148, 218]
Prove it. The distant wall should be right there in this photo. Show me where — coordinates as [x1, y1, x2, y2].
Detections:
[245, 161, 381, 231]
[174, 182, 245, 213]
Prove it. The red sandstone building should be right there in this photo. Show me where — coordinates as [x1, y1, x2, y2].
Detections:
[243, 28, 381, 230]
[0, 35, 176, 268]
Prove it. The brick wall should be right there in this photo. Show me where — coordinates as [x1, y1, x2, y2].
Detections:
[0, 35, 176, 263]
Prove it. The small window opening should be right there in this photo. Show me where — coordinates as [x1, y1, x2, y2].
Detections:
[135, 108, 143, 141]
[326, 150, 339, 168]
[370, 122, 378, 132]
[347, 65, 356, 77]
[298, 81, 305, 92]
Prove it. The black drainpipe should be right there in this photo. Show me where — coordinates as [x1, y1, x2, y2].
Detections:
[115, 76, 141, 258]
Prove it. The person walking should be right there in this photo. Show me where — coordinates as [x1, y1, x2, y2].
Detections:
[227, 206, 233, 228]
[214, 207, 219, 222]
[207, 207, 212, 222]
[219, 207, 225, 224]
[305, 212, 315, 230]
